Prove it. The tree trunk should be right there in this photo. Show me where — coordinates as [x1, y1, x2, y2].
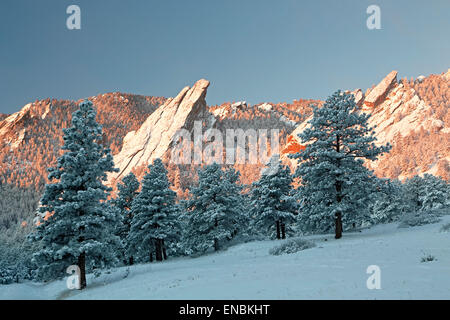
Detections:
[149, 251, 153, 263]
[281, 222, 286, 239]
[162, 239, 167, 260]
[334, 133, 344, 239]
[213, 217, 220, 251]
[129, 256, 134, 266]
[335, 212, 343, 239]
[214, 238, 219, 251]
[276, 220, 281, 239]
[77, 252, 87, 290]
[155, 239, 163, 261]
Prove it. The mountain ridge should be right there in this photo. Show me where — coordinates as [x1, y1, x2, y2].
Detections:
[0, 69, 448, 193]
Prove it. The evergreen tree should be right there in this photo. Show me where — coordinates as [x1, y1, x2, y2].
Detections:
[291, 91, 390, 238]
[420, 174, 449, 210]
[112, 172, 140, 265]
[370, 178, 407, 224]
[127, 159, 179, 263]
[250, 158, 297, 239]
[29, 100, 120, 289]
[403, 174, 449, 212]
[182, 163, 246, 255]
[402, 175, 423, 212]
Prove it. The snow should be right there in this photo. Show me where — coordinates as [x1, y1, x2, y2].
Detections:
[1, 216, 450, 300]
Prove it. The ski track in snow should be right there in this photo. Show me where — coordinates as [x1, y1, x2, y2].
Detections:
[1, 216, 450, 300]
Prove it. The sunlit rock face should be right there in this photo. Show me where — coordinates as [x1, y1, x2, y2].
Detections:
[108, 79, 210, 184]
[281, 70, 450, 180]
[363, 70, 398, 108]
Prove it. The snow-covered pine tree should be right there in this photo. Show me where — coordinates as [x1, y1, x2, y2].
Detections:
[370, 178, 407, 224]
[127, 159, 179, 263]
[112, 172, 140, 265]
[291, 91, 391, 238]
[403, 174, 449, 212]
[402, 175, 423, 212]
[250, 158, 297, 239]
[182, 163, 246, 254]
[420, 174, 449, 210]
[29, 100, 120, 289]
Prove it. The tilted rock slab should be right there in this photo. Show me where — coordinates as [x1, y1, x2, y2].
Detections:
[108, 79, 210, 184]
[363, 70, 398, 108]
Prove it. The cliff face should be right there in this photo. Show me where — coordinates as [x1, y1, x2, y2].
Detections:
[109, 79, 211, 184]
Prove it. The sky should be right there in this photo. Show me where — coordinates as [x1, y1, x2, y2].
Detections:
[1, 0, 449, 114]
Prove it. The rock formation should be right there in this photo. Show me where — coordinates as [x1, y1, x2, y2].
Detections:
[108, 79, 210, 184]
[363, 70, 398, 108]
[0, 103, 35, 150]
[258, 103, 273, 112]
[281, 70, 449, 180]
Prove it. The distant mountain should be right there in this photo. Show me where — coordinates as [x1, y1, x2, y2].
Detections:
[0, 93, 166, 189]
[0, 68, 448, 196]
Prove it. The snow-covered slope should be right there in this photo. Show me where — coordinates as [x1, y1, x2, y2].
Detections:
[2, 216, 450, 300]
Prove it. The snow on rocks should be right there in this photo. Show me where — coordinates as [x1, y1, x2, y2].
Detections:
[211, 106, 229, 119]
[416, 75, 426, 83]
[231, 101, 247, 110]
[444, 68, 450, 80]
[258, 103, 273, 112]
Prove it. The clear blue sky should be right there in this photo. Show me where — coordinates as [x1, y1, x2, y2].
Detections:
[1, 0, 449, 114]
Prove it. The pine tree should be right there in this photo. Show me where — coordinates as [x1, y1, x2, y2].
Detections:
[370, 178, 407, 224]
[250, 158, 297, 239]
[402, 175, 423, 212]
[403, 174, 449, 212]
[127, 159, 179, 263]
[29, 100, 120, 289]
[182, 163, 246, 255]
[420, 174, 449, 210]
[291, 91, 391, 238]
[112, 172, 140, 265]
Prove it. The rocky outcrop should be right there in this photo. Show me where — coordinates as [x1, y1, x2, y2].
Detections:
[0, 103, 35, 150]
[258, 103, 273, 112]
[281, 70, 449, 180]
[363, 81, 449, 179]
[363, 70, 398, 108]
[352, 89, 364, 106]
[444, 68, 450, 80]
[231, 101, 247, 110]
[108, 79, 210, 184]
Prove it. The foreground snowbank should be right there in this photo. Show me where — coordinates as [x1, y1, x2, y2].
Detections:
[1, 216, 450, 300]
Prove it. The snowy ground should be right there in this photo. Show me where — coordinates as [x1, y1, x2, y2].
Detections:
[1, 216, 450, 300]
